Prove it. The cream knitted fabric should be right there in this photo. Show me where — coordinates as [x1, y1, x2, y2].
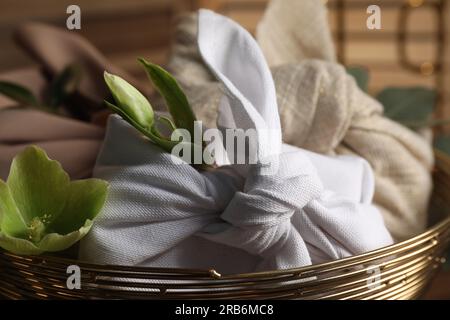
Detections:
[256, 0, 336, 65]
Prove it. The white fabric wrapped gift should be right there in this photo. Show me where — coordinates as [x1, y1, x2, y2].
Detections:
[79, 10, 392, 274]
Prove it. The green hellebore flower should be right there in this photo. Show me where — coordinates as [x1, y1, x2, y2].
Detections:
[0, 146, 109, 255]
[104, 71, 154, 129]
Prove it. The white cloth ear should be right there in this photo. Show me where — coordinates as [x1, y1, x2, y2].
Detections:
[198, 9, 282, 166]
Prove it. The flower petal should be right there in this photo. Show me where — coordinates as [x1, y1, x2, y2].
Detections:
[7, 146, 70, 224]
[48, 179, 108, 235]
[0, 231, 43, 255]
[38, 220, 93, 252]
[0, 180, 28, 237]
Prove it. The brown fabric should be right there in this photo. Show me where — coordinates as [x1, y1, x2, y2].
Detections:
[0, 23, 148, 179]
[14, 22, 151, 103]
[0, 67, 105, 179]
[0, 68, 47, 110]
[166, 3, 434, 241]
[0, 109, 103, 179]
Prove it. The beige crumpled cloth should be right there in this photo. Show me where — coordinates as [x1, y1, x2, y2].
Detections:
[164, 0, 434, 241]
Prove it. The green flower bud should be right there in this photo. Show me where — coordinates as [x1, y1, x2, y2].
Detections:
[104, 71, 154, 129]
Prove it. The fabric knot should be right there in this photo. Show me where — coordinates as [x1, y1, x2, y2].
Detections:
[201, 151, 323, 262]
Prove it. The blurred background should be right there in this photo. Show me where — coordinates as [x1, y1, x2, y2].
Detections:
[0, 0, 449, 298]
[0, 0, 449, 117]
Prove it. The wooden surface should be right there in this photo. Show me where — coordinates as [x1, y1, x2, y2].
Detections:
[0, 0, 448, 94]
[1, 0, 447, 118]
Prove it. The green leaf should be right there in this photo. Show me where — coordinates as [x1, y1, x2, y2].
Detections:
[157, 115, 177, 132]
[0, 80, 40, 107]
[376, 87, 436, 129]
[138, 58, 197, 136]
[104, 71, 154, 129]
[47, 64, 82, 108]
[0, 146, 108, 255]
[434, 135, 450, 155]
[347, 67, 369, 92]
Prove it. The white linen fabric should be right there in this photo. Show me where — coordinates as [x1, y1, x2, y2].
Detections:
[165, 1, 433, 242]
[79, 10, 392, 273]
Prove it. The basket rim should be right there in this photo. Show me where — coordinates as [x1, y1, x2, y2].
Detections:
[2, 215, 449, 281]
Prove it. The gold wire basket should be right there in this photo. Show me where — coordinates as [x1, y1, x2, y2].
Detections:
[1, 0, 450, 300]
[0, 150, 449, 300]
